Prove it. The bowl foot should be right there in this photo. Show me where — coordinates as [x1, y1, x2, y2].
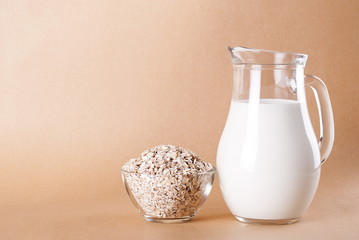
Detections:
[143, 215, 192, 223]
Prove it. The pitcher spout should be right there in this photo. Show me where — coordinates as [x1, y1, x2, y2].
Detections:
[229, 46, 308, 67]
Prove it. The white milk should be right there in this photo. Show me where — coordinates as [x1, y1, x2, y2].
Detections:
[217, 99, 321, 220]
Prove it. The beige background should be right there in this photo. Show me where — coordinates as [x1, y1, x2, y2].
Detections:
[1, 0, 358, 239]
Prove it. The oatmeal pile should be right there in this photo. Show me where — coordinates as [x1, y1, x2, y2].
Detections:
[122, 145, 214, 218]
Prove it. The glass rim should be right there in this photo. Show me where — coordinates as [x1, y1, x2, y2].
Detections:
[121, 166, 216, 176]
[229, 46, 308, 57]
[229, 46, 308, 66]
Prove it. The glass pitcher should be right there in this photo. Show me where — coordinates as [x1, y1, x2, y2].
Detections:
[217, 46, 334, 224]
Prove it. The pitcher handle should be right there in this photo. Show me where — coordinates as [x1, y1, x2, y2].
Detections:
[305, 74, 335, 165]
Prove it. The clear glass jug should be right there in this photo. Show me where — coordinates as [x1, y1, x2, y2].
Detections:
[217, 46, 334, 224]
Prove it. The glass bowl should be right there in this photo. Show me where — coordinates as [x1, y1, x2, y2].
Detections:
[122, 167, 215, 223]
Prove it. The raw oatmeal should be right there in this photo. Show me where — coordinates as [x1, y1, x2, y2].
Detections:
[122, 145, 214, 218]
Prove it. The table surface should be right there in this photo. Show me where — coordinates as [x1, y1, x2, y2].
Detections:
[2, 176, 358, 240]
